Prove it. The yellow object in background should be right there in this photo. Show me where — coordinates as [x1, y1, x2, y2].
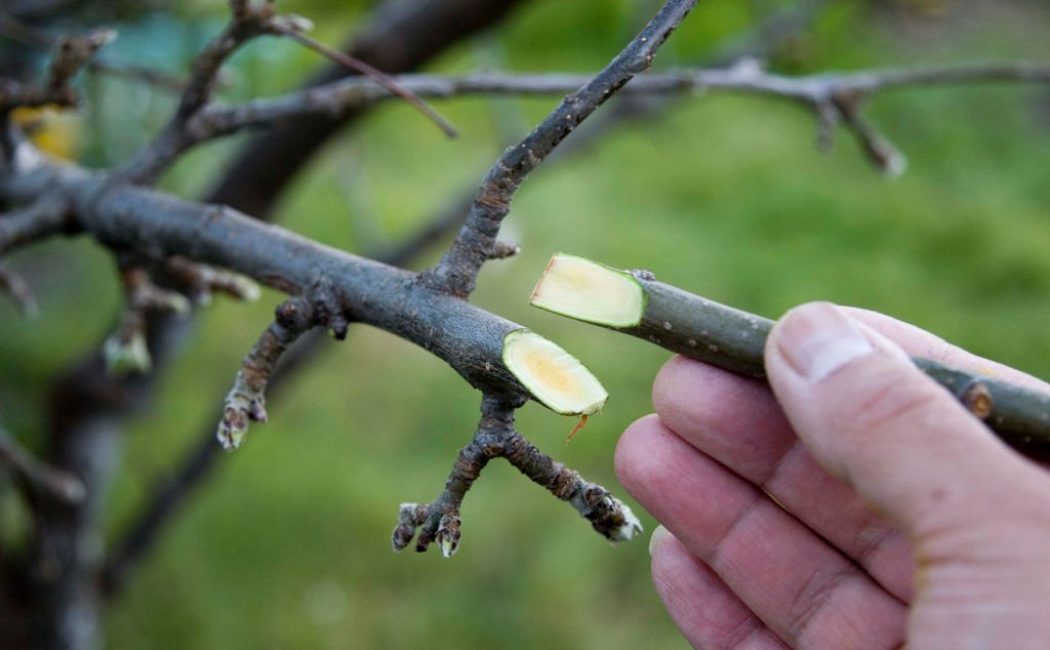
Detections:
[10, 107, 81, 161]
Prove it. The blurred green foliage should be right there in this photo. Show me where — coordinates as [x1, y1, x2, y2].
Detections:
[2, 0, 1050, 648]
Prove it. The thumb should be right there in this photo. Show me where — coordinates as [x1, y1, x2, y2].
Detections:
[765, 302, 1045, 538]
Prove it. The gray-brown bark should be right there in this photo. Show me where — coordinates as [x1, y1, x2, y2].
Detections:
[96, 90, 674, 598]
[2, 155, 534, 402]
[5, 1, 533, 646]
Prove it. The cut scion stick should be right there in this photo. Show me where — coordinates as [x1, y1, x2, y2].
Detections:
[530, 253, 1050, 459]
[530, 254, 645, 328]
[531, 253, 768, 377]
[502, 329, 608, 417]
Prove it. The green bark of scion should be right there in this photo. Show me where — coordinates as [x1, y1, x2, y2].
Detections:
[532, 256, 1050, 459]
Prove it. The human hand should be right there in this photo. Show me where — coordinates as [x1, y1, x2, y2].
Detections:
[616, 302, 1050, 649]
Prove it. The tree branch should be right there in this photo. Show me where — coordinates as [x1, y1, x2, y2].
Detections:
[117, 0, 460, 185]
[111, 1, 275, 185]
[0, 152, 571, 414]
[0, 195, 71, 254]
[13, 1, 536, 644]
[0, 262, 38, 317]
[0, 12, 189, 92]
[178, 61, 1050, 177]
[97, 89, 661, 595]
[0, 26, 113, 112]
[265, 17, 458, 138]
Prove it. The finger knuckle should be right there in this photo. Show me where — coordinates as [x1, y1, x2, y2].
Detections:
[845, 369, 944, 438]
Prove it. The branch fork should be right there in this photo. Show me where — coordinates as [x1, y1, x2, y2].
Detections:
[0, 27, 114, 113]
[392, 397, 641, 558]
[0, 0, 699, 559]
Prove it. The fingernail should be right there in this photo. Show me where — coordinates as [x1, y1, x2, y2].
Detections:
[776, 303, 873, 382]
[648, 525, 670, 557]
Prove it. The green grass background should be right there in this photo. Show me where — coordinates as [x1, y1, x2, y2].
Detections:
[2, 0, 1050, 647]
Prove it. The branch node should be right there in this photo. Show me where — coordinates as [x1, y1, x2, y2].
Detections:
[487, 240, 521, 260]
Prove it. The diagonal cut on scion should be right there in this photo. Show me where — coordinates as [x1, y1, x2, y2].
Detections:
[530, 253, 645, 328]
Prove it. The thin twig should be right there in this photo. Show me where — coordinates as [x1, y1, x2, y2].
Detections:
[393, 396, 640, 557]
[183, 60, 1050, 189]
[0, 12, 188, 92]
[216, 296, 319, 450]
[103, 265, 191, 376]
[0, 424, 85, 504]
[0, 196, 70, 314]
[163, 256, 260, 306]
[203, 0, 527, 220]
[0, 27, 113, 111]
[116, 0, 461, 184]
[112, 2, 273, 184]
[268, 20, 458, 138]
[0, 195, 70, 255]
[424, 0, 699, 297]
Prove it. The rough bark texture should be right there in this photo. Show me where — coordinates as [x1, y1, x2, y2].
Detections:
[96, 89, 670, 598]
